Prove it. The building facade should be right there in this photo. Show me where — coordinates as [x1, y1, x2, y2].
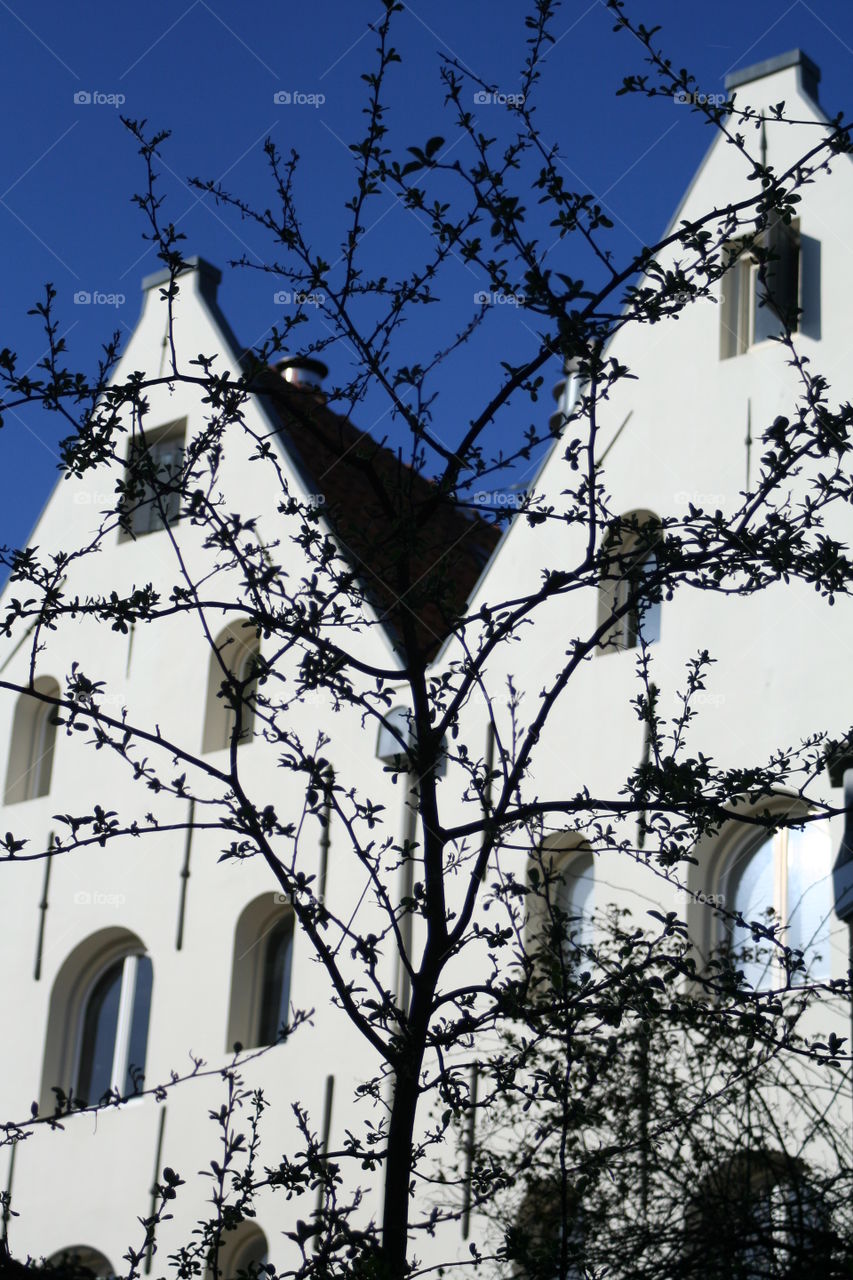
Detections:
[0, 48, 851, 1278]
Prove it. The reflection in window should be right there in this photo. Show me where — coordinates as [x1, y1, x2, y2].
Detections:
[76, 953, 153, 1103]
[727, 822, 832, 987]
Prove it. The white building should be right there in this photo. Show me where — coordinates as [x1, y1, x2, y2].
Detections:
[0, 47, 850, 1277]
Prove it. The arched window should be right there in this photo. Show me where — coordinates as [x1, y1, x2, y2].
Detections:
[47, 1246, 115, 1278]
[597, 512, 662, 652]
[689, 1154, 829, 1279]
[227, 896, 295, 1051]
[209, 1223, 269, 1280]
[40, 929, 153, 1111]
[4, 678, 60, 804]
[725, 821, 832, 987]
[202, 624, 260, 754]
[75, 952, 153, 1103]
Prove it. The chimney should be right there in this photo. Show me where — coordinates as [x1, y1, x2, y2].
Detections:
[725, 49, 820, 105]
[274, 356, 328, 393]
[141, 255, 222, 306]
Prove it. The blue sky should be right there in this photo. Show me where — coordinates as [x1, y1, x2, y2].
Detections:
[1, 0, 852, 568]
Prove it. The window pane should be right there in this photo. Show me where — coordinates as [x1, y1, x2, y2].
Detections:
[258, 917, 293, 1046]
[754, 217, 800, 342]
[128, 436, 184, 535]
[786, 824, 832, 979]
[77, 960, 123, 1104]
[124, 954, 153, 1093]
[637, 552, 661, 645]
[225, 647, 258, 746]
[730, 837, 774, 988]
[557, 856, 595, 952]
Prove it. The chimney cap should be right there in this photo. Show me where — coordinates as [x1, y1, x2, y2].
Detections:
[725, 49, 820, 102]
[274, 356, 329, 389]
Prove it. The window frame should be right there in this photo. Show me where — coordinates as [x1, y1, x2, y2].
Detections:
[118, 418, 187, 540]
[597, 512, 662, 655]
[555, 852, 596, 957]
[202, 624, 261, 755]
[721, 819, 832, 986]
[227, 896, 296, 1052]
[4, 679, 60, 804]
[256, 913, 294, 1048]
[614, 548, 661, 649]
[527, 839, 597, 974]
[72, 950, 153, 1103]
[719, 218, 801, 360]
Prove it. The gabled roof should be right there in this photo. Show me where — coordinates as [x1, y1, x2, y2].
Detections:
[146, 258, 501, 661]
[254, 371, 501, 661]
